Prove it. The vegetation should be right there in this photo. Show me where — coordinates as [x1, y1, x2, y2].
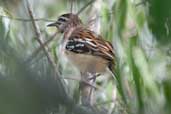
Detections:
[0, 0, 171, 114]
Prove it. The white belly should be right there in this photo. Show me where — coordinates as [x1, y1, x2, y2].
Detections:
[65, 50, 108, 73]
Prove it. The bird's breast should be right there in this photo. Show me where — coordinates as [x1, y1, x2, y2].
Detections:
[64, 50, 108, 74]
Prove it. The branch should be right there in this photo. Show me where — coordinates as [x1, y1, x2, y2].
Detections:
[76, 0, 95, 15]
[64, 76, 99, 89]
[26, 31, 58, 63]
[26, 0, 65, 88]
[70, 0, 74, 13]
[0, 15, 55, 22]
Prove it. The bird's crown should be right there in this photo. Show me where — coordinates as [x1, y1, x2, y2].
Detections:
[48, 13, 82, 33]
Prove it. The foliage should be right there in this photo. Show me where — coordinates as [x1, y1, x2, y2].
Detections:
[0, 0, 171, 114]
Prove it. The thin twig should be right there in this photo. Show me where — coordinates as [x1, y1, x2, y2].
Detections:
[26, 0, 63, 81]
[85, 10, 114, 29]
[26, 2, 53, 66]
[0, 15, 55, 22]
[26, 31, 58, 63]
[70, 0, 74, 13]
[76, 0, 95, 15]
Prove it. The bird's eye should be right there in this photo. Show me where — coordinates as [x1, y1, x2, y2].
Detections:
[58, 17, 69, 23]
[58, 18, 66, 22]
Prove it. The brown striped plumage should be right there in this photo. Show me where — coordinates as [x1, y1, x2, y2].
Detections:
[48, 13, 115, 75]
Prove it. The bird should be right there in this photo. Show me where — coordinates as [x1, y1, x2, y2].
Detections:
[47, 13, 115, 76]
[47, 13, 115, 105]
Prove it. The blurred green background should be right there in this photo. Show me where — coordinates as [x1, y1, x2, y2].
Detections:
[0, 0, 171, 114]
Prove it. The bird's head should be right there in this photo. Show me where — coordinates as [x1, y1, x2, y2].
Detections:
[47, 13, 82, 33]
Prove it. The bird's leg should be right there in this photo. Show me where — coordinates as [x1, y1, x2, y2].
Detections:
[88, 73, 96, 105]
[88, 73, 101, 80]
[80, 72, 99, 105]
[80, 72, 92, 105]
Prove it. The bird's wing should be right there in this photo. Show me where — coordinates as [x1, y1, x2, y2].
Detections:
[65, 27, 115, 61]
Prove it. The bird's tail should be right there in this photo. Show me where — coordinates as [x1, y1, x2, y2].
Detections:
[108, 62, 116, 77]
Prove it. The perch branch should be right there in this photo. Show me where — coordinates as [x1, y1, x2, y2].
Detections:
[63, 76, 99, 89]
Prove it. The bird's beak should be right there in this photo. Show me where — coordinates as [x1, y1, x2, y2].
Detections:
[47, 22, 57, 27]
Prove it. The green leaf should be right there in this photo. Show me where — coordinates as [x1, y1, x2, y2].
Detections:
[147, 0, 171, 45]
[127, 35, 144, 113]
[115, 0, 127, 37]
[163, 79, 171, 114]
